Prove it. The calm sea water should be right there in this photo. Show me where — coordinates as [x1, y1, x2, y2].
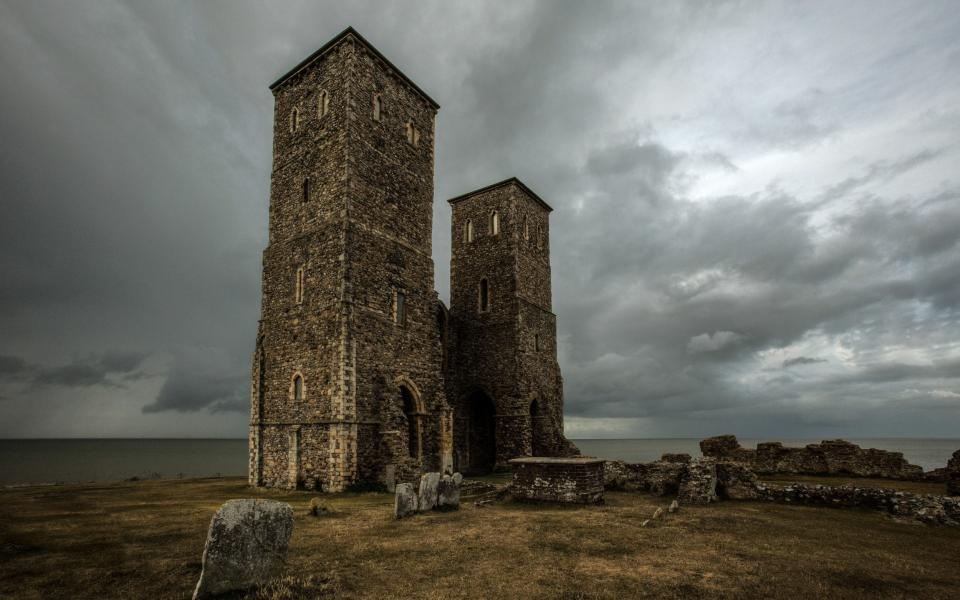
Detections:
[1, 438, 957, 486]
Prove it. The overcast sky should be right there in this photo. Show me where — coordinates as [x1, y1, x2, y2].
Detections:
[1, 1, 958, 439]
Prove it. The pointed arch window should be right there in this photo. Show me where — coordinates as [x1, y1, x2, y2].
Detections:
[318, 90, 329, 117]
[479, 278, 490, 313]
[295, 265, 305, 304]
[290, 107, 300, 132]
[373, 94, 382, 121]
[490, 211, 500, 236]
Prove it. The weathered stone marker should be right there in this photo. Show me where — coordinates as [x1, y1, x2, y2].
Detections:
[437, 474, 460, 511]
[394, 483, 419, 518]
[192, 499, 294, 600]
[418, 472, 440, 511]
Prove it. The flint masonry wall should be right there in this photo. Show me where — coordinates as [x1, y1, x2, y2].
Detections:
[509, 457, 605, 504]
[700, 435, 925, 480]
[447, 180, 578, 472]
[252, 29, 450, 492]
[252, 29, 576, 491]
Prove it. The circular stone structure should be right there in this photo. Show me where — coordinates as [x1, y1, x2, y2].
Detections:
[508, 457, 605, 504]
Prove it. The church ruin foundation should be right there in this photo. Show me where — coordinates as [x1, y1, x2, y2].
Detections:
[508, 457, 605, 504]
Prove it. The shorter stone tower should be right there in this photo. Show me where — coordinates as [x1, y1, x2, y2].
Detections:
[446, 178, 579, 474]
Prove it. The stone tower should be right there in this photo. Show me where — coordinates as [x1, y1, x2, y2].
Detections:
[446, 178, 579, 474]
[250, 28, 451, 492]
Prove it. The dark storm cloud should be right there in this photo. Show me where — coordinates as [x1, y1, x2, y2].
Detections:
[783, 357, 827, 368]
[0, 352, 149, 388]
[1, 1, 958, 438]
[141, 348, 247, 414]
[0, 356, 31, 377]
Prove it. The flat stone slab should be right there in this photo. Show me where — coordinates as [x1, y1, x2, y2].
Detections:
[193, 499, 294, 599]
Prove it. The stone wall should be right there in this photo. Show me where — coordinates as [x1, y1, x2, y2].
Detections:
[252, 29, 449, 492]
[700, 435, 925, 480]
[252, 29, 578, 491]
[947, 450, 960, 496]
[604, 455, 960, 525]
[446, 179, 578, 472]
[756, 482, 960, 526]
[509, 457, 604, 504]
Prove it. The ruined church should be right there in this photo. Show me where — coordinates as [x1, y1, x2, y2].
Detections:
[249, 27, 578, 492]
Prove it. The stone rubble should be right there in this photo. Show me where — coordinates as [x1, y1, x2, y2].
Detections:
[604, 452, 960, 526]
[677, 458, 718, 504]
[947, 450, 960, 496]
[700, 435, 926, 480]
[192, 499, 294, 600]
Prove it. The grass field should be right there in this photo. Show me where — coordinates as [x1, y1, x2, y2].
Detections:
[2, 476, 959, 599]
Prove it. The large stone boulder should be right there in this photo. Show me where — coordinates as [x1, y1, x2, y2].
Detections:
[437, 474, 460, 511]
[417, 472, 440, 512]
[192, 499, 294, 600]
[394, 483, 418, 518]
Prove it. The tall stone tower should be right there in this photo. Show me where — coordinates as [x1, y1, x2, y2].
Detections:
[250, 28, 451, 492]
[446, 178, 578, 474]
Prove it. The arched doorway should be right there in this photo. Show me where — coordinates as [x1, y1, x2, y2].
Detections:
[400, 385, 421, 461]
[466, 390, 496, 474]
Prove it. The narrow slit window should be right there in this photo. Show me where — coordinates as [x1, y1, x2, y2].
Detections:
[535, 334, 540, 352]
[318, 90, 329, 117]
[290, 107, 300, 132]
[295, 266, 305, 304]
[293, 374, 304, 401]
[479, 279, 489, 312]
[490, 211, 500, 236]
[373, 94, 382, 121]
[302, 178, 310, 203]
[395, 290, 406, 325]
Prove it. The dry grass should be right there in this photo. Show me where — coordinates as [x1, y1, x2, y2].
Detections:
[2, 476, 959, 599]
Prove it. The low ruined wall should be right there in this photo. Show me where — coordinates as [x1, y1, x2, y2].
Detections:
[509, 457, 605, 504]
[605, 455, 960, 525]
[757, 482, 960, 526]
[604, 454, 688, 495]
[700, 435, 925, 480]
[948, 450, 960, 496]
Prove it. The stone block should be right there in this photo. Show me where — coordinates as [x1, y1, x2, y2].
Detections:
[192, 499, 293, 600]
[394, 482, 418, 518]
[418, 472, 440, 512]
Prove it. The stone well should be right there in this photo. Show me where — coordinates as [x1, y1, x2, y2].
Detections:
[508, 457, 605, 504]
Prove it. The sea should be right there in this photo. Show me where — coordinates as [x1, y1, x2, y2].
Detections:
[1, 438, 958, 487]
